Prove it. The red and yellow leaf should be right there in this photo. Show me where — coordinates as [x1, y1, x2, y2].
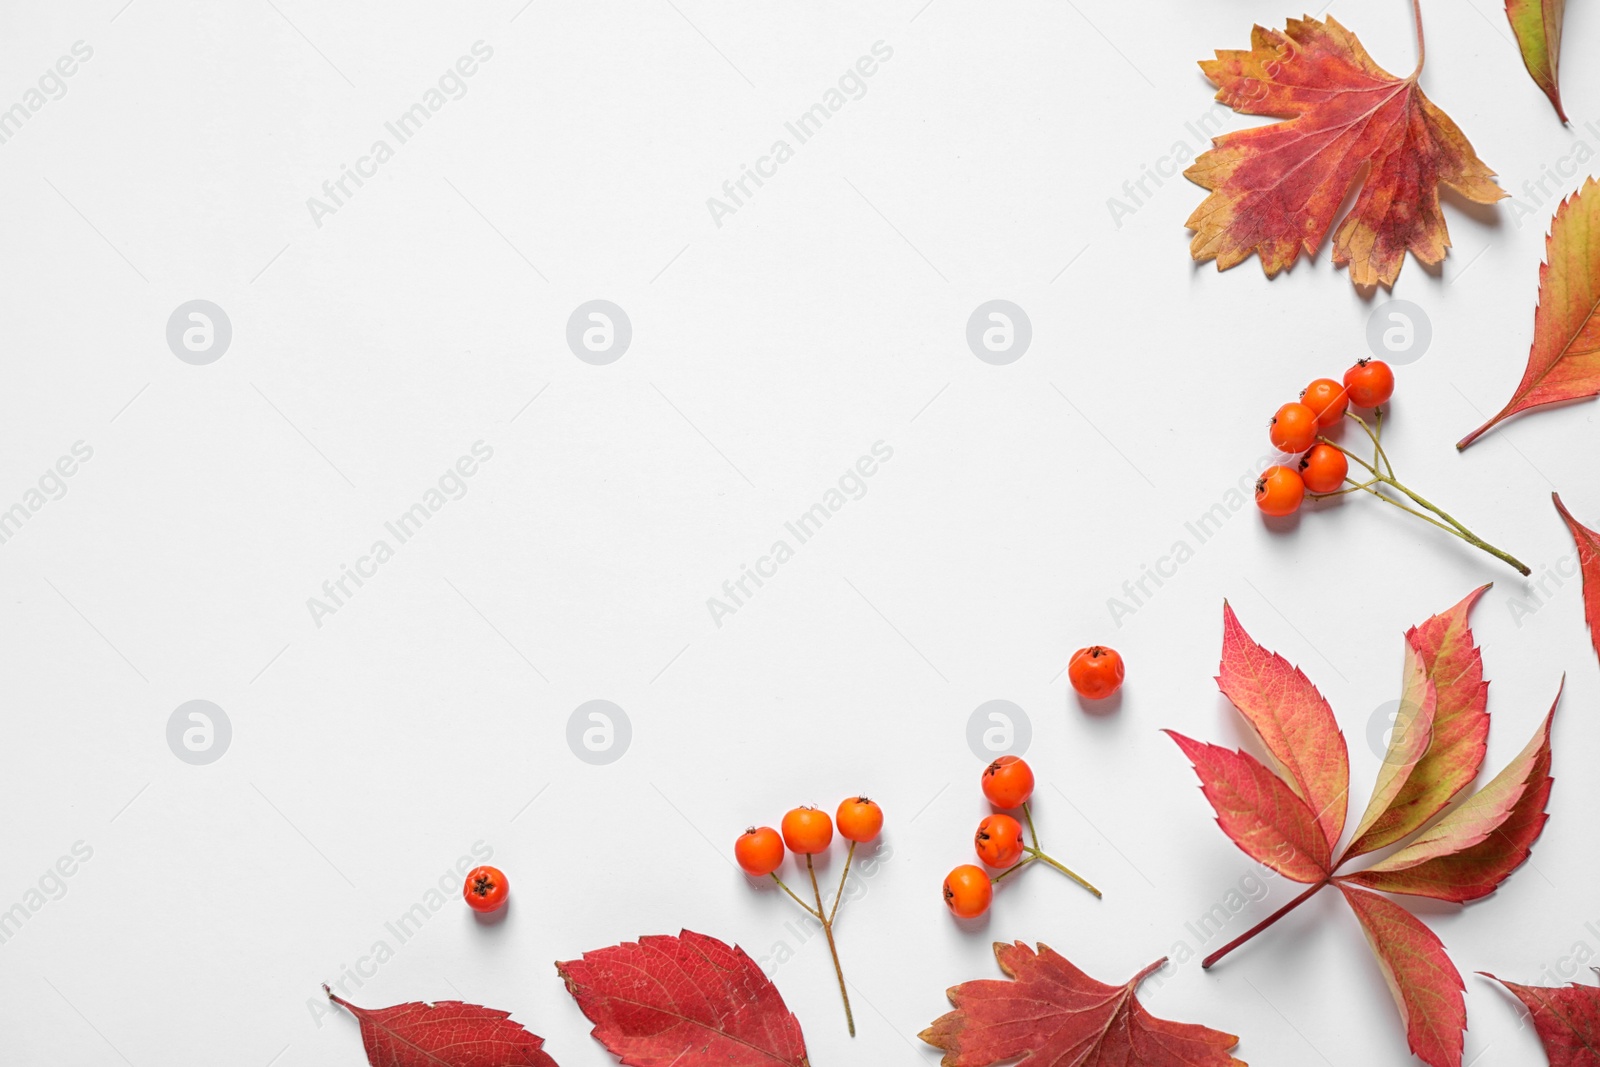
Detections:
[1483, 973, 1600, 1065]
[1344, 691, 1558, 902]
[1459, 177, 1600, 448]
[1215, 601, 1349, 850]
[1505, 0, 1568, 123]
[920, 943, 1244, 1067]
[1167, 731, 1333, 883]
[556, 930, 809, 1067]
[1554, 493, 1600, 670]
[1339, 884, 1466, 1067]
[324, 988, 559, 1067]
[1344, 587, 1492, 859]
[1346, 639, 1437, 853]
[1185, 15, 1503, 289]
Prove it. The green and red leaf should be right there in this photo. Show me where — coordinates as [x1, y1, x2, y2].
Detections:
[1347, 639, 1438, 854]
[1554, 493, 1600, 671]
[1344, 586, 1492, 859]
[1505, 0, 1568, 123]
[921, 943, 1244, 1067]
[1167, 731, 1333, 883]
[1460, 177, 1600, 448]
[1339, 884, 1466, 1067]
[1215, 601, 1349, 851]
[1343, 690, 1558, 902]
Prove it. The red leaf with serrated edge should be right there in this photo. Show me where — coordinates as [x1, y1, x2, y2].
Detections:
[1339, 884, 1466, 1067]
[920, 943, 1244, 1067]
[1167, 731, 1332, 883]
[1215, 601, 1349, 851]
[1343, 690, 1558, 902]
[1483, 973, 1600, 1065]
[1459, 177, 1600, 448]
[1554, 494, 1600, 671]
[556, 930, 808, 1067]
[325, 987, 558, 1067]
[1347, 639, 1438, 855]
[1345, 586, 1492, 860]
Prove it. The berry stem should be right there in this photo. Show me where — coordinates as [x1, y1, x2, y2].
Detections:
[806, 854, 855, 1038]
[827, 841, 856, 925]
[1315, 435, 1530, 575]
[1202, 880, 1329, 969]
[1020, 802, 1102, 899]
[770, 873, 820, 919]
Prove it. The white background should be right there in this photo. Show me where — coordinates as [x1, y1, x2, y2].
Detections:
[1, 1, 1597, 1064]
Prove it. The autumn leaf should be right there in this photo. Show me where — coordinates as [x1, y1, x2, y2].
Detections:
[324, 987, 559, 1067]
[1505, 0, 1568, 123]
[1554, 493, 1600, 670]
[1459, 177, 1600, 448]
[1168, 596, 1562, 1067]
[556, 930, 809, 1067]
[920, 943, 1244, 1067]
[1483, 972, 1600, 1065]
[1185, 13, 1504, 290]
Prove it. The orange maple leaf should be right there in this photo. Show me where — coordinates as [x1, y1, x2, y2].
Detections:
[1185, 11, 1504, 289]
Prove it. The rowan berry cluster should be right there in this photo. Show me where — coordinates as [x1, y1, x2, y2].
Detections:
[1256, 360, 1394, 515]
[942, 756, 1100, 920]
[735, 798, 883, 1037]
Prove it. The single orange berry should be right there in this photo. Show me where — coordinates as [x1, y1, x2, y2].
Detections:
[974, 813, 1025, 868]
[780, 806, 834, 854]
[981, 755, 1035, 809]
[734, 826, 785, 877]
[836, 797, 883, 844]
[1269, 401, 1319, 454]
[1255, 465, 1305, 517]
[463, 865, 509, 913]
[1068, 645, 1124, 700]
[1343, 359, 1395, 407]
[943, 864, 993, 918]
[1301, 378, 1350, 427]
[1299, 443, 1349, 494]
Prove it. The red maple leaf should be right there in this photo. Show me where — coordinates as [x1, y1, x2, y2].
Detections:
[920, 943, 1244, 1067]
[1166, 592, 1562, 1067]
[1483, 973, 1600, 1065]
[324, 986, 558, 1067]
[1184, 9, 1504, 289]
[556, 930, 810, 1067]
[1554, 493, 1600, 671]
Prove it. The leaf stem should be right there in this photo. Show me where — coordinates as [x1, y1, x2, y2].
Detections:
[1019, 802, 1102, 898]
[1202, 880, 1329, 969]
[807, 854, 855, 1037]
[827, 841, 856, 925]
[769, 873, 821, 918]
[1408, 0, 1425, 80]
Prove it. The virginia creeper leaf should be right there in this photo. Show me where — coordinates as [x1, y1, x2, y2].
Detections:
[1215, 601, 1349, 850]
[1339, 884, 1466, 1067]
[920, 942, 1245, 1067]
[1344, 586, 1491, 859]
[1344, 689, 1558, 902]
[1554, 493, 1600, 670]
[1167, 731, 1332, 883]
[1460, 177, 1600, 448]
[1505, 0, 1568, 123]
[1185, 15, 1504, 289]
[1483, 972, 1600, 1065]
[556, 930, 809, 1067]
[1347, 640, 1437, 853]
[324, 987, 559, 1067]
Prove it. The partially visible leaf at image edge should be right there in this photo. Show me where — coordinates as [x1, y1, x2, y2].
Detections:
[557, 930, 809, 1067]
[1459, 177, 1600, 448]
[1185, 14, 1504, 290]
[325, 986, 559, 1067]
[1482, 973, 1600, 1065]
[920, 943, 1245, 1067]
[1554, 493, 1600, 670]
[1505, 0, 1568, 123]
